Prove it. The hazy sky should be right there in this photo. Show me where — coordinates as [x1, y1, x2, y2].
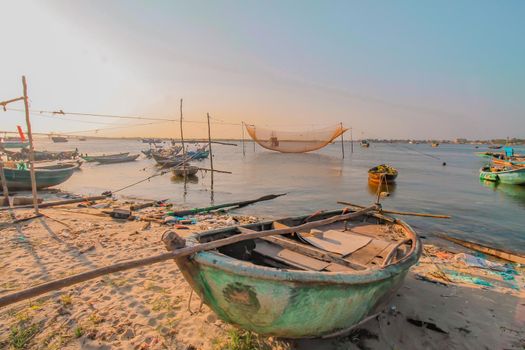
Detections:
[0, 0, 523, 139]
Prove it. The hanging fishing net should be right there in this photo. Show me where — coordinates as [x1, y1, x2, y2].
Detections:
[245, 123, 348, 153]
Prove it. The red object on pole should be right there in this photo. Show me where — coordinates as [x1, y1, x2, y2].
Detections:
[17, 125, 26, 141]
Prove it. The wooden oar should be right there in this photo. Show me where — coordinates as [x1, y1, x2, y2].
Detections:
[0, 205, 378, 308]
[437, 234, 525, 264]
[337, 201, 450, 219]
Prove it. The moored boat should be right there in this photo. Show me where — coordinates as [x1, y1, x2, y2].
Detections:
[431, 142, 439, 148]
[360, 140, 370, 148]
[172, 165, 199, 177]
[479, 166, 525, 185]
[96, 154, 139, 164]
[81, 152, 129, 162]
[175, 207, 421, 338]
[2, 164, 78, 190]
[368, 164, 398, 183]
[51, 136, 68, 143]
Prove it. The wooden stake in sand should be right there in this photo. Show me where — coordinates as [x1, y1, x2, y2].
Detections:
[22, 76, 39, 215]
[0, 161, 9, 206]
[241, 121, 246, 157]
[0, 205, 377, 308]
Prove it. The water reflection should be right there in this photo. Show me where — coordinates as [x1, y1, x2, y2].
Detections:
[170, 175, 199, 184]
[367, 180, 397, 197]
[480, 180, 525, 208]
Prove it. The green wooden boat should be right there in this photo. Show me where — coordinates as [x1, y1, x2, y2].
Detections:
[479, 166, 525, 185]
[176, 208, 421, 338]
[2, 164, 78, 190]
[81, 152, 129, 162]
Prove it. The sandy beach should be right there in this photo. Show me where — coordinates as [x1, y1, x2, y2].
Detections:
[0, 196, 523, 350]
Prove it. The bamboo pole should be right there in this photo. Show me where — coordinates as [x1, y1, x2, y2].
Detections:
[241, 121, 246, 157]
[0, 195, 108, 211]
[437, 234, 525, 264]
[340, 122, 345, 159]
[207, 113, 214, 189]
[22, 76, 39, 215]
[337, 201, 450, 219]
[350, 127, 354, 153]
[179, 99, 185, 158]
[0, 205, 376, 308]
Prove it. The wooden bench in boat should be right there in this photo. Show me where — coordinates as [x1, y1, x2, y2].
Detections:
[240, 220, 403, 272]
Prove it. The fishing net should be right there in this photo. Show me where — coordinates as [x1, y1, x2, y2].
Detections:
[245, 124, 348, 153]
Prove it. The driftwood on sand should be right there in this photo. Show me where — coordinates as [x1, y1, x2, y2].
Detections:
[437, 234, 525, 264]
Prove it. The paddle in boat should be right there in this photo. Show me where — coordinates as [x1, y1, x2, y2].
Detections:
[368, 164, 398, 184]
[171, 206, 421, 338]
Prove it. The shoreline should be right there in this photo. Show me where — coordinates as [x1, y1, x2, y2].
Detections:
[0, 195, 524, 349]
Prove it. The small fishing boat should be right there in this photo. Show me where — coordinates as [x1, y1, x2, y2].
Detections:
[96, 154, 139, 164]
[431, 142, 439, 148]
[2, 164, 78, 190]
[51, 136, 68, 143]
[368, 164, 398, 183]
[475, 151, 497, 159]
[175, 207, 421, 338]
[172, 165, 199, 177]
[479, 166, 525, 185]
[488, 144, 502, 150]
[81, 152, 129, 162]
[360, 140, 370, 148]
[0, 139, 29, 149]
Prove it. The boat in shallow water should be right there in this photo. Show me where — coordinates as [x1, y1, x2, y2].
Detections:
[2, 164, 78, 190]
[479, 166, 525, 185]
[172, 165, 199, 177]
[368, 164, 398, 184]
[175, 208, 421, 338]
[81, 152, 129, 162]
[96, 154, 139, 164]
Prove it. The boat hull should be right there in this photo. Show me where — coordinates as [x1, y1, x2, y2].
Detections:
[3, 165, 77, 190]
[177, 257, 408, 338]
[175, 210, 421, 338]
[480, 167, 525, 185]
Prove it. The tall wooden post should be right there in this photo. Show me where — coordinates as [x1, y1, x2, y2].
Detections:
[22, 76, 39, 215]
[207, 113, 214, 189]
[241, 121, 246, 157]
[340, 122, 345, 159]
[253, 126, 256, 152]
[350, 127, 354, 153]
[179, 99, 185, 159]
[0, 161, 9, 207]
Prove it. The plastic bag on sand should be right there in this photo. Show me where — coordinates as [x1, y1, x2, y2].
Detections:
[453, 253, 506, 271]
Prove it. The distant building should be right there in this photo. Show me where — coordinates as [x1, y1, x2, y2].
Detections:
[455, 138, 467, 144]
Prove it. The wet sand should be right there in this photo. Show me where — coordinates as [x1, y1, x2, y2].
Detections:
[0, 197, 523, 349]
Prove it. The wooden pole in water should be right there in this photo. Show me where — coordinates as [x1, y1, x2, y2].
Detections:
[207, 113, 214, 189]
[22, 76, 39, 215]
[340, 122, 345, 159]
[350, 127, 354, 153]
[179, 98, 185, 158]
[253, 125, 256, 152]
[241, 121, 246, 157]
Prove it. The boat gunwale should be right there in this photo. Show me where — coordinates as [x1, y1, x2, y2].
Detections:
[185, 209, 421, 285]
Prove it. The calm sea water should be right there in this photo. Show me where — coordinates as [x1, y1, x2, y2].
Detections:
[33, 139, 525, 251]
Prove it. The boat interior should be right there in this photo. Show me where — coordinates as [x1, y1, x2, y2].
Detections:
[197, 212, 414, 272]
